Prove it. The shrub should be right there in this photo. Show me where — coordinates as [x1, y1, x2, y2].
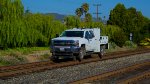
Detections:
[112, 30, 127, 47]
[124, 41, 137, 48]
[140, 38, 150, 46]
[109, 42, 118, 49]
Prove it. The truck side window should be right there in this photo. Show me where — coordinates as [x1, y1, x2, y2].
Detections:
[88, 32, 92, 39]
[85, 31, 90, 39]
[89, 31, 95, 38]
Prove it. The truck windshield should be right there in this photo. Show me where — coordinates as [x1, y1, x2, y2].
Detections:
[60, 31, 84, 37]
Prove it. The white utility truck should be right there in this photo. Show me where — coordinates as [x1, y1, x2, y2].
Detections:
[50, 28, 108, 61]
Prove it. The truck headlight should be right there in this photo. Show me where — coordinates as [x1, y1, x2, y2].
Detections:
[50, 40, 54, 50]
[73, 40, 79, 46]
[51, 40, 54, 45]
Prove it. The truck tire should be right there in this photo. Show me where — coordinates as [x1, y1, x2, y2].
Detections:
[73, 56, 77, 61]
[78, 46, 86, 61]
[51, 56, 59, 63]
[98, 45, 105, 59]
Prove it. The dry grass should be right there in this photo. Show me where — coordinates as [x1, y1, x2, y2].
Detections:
[0, 47, 50, 66]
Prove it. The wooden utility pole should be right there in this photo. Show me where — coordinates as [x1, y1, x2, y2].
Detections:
[93, 4, 101, 22]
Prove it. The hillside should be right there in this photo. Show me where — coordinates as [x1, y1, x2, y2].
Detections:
[45, 13, 66, 21]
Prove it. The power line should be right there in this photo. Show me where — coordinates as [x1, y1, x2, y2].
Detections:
[93, 4, 101, 22]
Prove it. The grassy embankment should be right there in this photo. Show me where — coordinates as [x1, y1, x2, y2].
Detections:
[106, 41, 137, 52]
[0, 47, 50, 66]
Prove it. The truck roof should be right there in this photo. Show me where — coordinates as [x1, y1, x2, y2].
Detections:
[65, 28, 99, 31]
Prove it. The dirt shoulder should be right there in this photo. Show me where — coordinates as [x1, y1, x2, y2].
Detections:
[0, 48, 51, 66]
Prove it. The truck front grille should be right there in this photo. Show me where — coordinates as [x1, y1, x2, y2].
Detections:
[55, 52, 73, 56]
[54, 47, 71, 52]
[53, 40, 74, 46]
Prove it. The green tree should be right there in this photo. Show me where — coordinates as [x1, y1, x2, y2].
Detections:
[107, 3, 126, 26]
[0, 0, 26, 48]
[64, 16, 80, 28]
[0, 0, 67, 49]
[85, 13, 92, 22]
[81, 3, 89, 15]
[107, 3, 149, 43]
[75, 8, 83, 18]
[75, 3, 92, 22]
[112, 29, 127, 47]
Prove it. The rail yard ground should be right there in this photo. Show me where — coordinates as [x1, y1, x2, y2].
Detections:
[0, 48, 149, 84]
[0, 46, 138, 66]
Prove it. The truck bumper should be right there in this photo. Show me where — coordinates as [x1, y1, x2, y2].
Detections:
[51, 46, 80, 59]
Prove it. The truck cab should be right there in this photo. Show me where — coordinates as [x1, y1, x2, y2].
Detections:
[50, 28, 108, 61]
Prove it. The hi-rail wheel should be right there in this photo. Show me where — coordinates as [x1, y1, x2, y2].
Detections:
[98, 45, 105, 58]
[78, 46, 86, 61]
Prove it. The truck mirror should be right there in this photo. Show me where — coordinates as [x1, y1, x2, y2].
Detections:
[86, 36, 90, 40]
[100, 37, 102, 40]
[56, 34, 59, 37]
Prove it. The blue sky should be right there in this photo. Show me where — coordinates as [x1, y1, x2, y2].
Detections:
[22, 0, 150, 19]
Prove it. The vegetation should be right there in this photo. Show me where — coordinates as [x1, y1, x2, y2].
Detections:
[124, 41, 137, 48]
[0, 47, 49, 56]
[140, 38, 150, 46]
[64, 15, 80, 28]
[75, 8, 83, 18]
[0, 1, 149, 49]
[107, 3, 150, 43]
[75, 3, 92, 22]
[0, 0, 66, 49]
[0, 47, 49, 66]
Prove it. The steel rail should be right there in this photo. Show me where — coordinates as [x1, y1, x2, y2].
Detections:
[70, 61, 150, 84]
[0, 48, 150, 79]
[117, 70, 150, 84]
[0, 48, 147, 72]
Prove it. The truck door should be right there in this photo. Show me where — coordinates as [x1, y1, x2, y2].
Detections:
[92, 29, 100, 52]
[85, 31, 94, 51]
[89, 30, 96, 51]
[85, 31, 92, 51]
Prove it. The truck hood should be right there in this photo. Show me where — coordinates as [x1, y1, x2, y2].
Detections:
[52, 37, 82, 41]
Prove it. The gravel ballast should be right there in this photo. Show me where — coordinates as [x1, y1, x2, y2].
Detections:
[0, 53, 150, 84]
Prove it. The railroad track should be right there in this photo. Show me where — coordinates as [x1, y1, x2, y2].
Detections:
[70, 61, 150, 84]
[0, 48, 150, 79]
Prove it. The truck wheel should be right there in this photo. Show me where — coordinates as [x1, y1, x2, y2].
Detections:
[98, 46, 105, 59]
[51, 56, 59, 63]
[73, 56, 77, 61]
[78, 47, 86, 61]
